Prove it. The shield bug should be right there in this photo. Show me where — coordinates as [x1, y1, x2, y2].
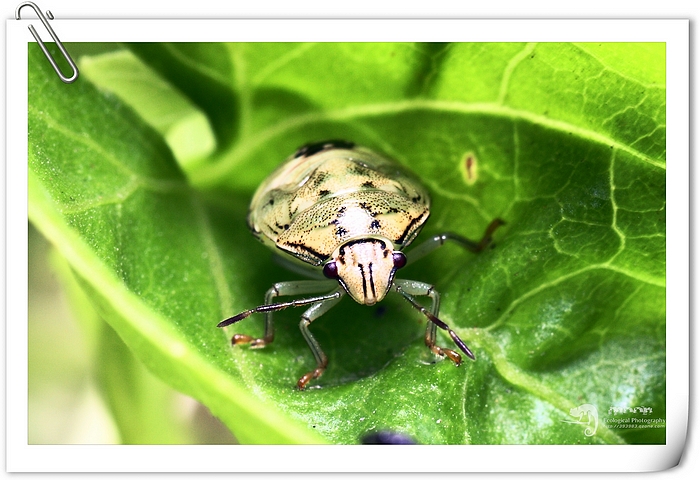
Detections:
[218, 140, 504, 389]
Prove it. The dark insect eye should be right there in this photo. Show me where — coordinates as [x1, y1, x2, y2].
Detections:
[323, 261, 339, 279]
[392, 252, 407, 269]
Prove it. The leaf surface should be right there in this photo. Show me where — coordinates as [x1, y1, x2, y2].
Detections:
[29, 42, 666, 444]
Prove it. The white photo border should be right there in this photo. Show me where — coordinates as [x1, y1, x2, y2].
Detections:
[6, 17, 688, 473]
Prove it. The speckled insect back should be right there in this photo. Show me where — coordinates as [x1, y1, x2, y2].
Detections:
[249, 142, 429, 304]
[218, 140, 505, 389]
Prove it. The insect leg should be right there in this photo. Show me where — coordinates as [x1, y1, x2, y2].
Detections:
[297, 288, 345, 389]
[405, 218, 505, 265]
[393, 279, 475, 365]
[219, 280, 337, 348]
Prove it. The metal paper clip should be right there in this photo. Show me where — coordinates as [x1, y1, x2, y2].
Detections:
[16, 1, 79, 83]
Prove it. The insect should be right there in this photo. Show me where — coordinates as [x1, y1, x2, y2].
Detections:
[218, 140, 504, 389]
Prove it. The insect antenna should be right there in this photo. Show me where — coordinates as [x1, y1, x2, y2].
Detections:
[396, 289, 476, 360]
[217, 291, 342, 328]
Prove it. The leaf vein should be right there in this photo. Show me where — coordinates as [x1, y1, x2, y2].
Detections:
[473, 331, 626, 445]
[486, 263, 663, 333]
[573, 43, 665, 90]
[497, 43, 537, 104]
[193, 100, 665, 186]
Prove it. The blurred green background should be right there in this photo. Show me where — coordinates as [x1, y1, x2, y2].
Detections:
[28, 223, 236, 444]
[27, 42, 232, 444]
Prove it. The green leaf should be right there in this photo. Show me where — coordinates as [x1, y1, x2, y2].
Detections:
[78, 49, 216, 165]
[127, 43, 240, 153]
[46, 244, 196, 444]
[28, 43, 324, 444]
[29, 42, 665, 445]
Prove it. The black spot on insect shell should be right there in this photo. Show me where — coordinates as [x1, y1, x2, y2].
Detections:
[284, 242, 328, 263]
[293, 145, 310, 158]
[318, 189, 331, 197]
[297, 139, 355, 158]
[370, 219, 381, 229]
[350, 164, 370, 176]
[336, 206, 347, 217]
[396, 212, 427, 244]
[274, 222, 289, 232]
[411, 194, 422, 204]
[325, 139, 355, 150]
[335, 226, 348, 237]
[311, 170, 329, 187]
[362, 181, 375, 188]
[306, 143, 328, 156]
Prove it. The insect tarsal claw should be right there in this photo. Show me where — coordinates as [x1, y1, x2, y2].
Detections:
[232, 333, 254, 345]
